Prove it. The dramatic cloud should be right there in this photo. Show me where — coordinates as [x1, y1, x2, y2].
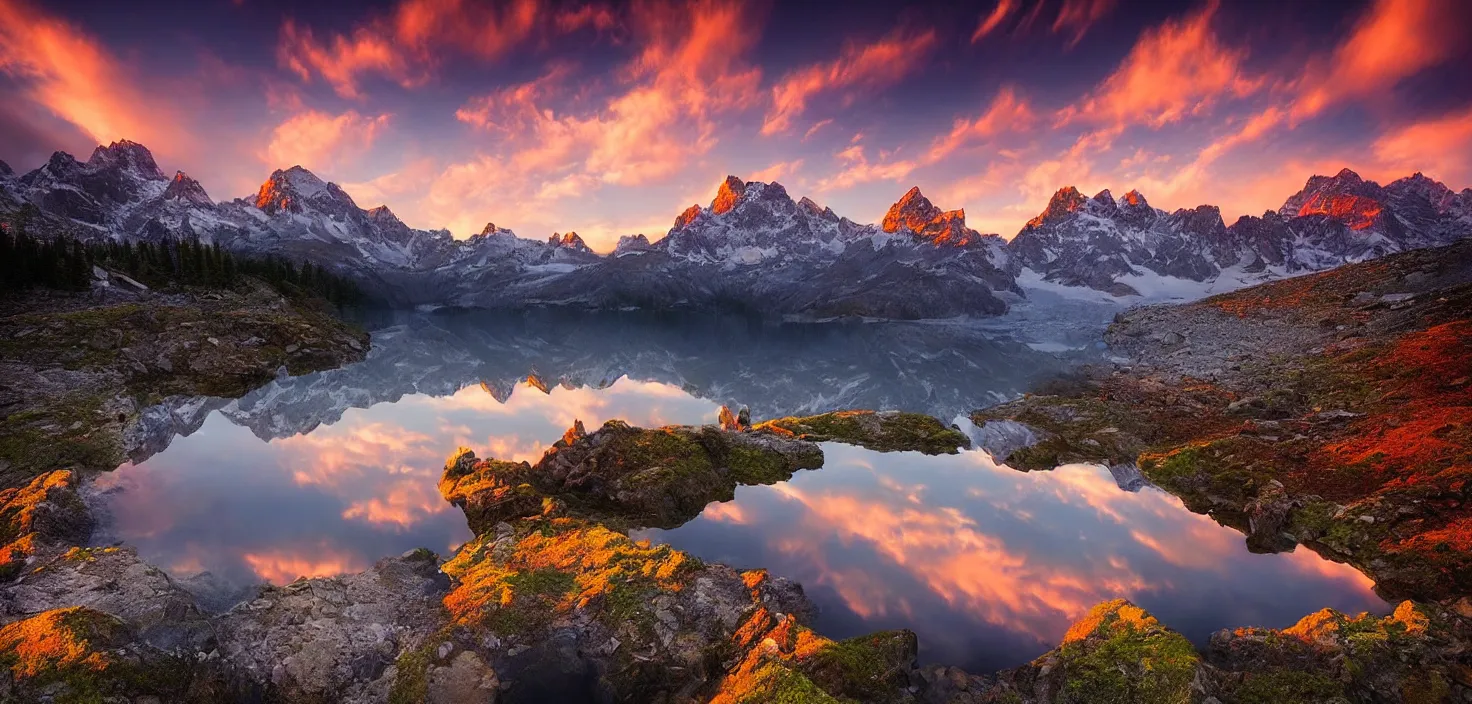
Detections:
[1051, 0, 1117, 47]
[0, 0, 181, 156]
[263, 109, 391, 174]
[277, 0, 544, 98]
[971, 0, 1018, 43]
[762, 28, 937, 135]
[971, 0, 1117, 47]
[925, 86, 1036, 163]
[1373, 106, 1472, 187]
[1056, 1, 1258, 130]
[1290, 0, 1463, 123]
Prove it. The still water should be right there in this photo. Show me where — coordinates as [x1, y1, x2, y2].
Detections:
[91, 309, 1387, 672]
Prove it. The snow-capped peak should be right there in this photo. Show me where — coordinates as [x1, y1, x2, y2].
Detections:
[87, 139, 166, 181]
[163, 171, 213, 206]
[254, 166, 346, 214]
[1026, 186, 1088, 229]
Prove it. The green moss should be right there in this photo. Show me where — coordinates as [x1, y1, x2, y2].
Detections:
[388, 632, 453, 704]
[1057, 609, 1199, 704]
[481, 568, 576, 637]
[802, 630, 916, 701]
[609, 428, 713, 478]
[1231, 669, 1344, 703]
[737, 662, 841, 704]
[505, 567, 576, 597]
[760, 410, 968, 455]
[0, 391, 123, 484]
[724, 444, 796, 484]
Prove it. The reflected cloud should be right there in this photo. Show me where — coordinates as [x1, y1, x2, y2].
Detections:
[643, 443, 1389, 671]
[242, 544, 366, 584]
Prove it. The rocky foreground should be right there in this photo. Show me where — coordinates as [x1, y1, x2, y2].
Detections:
[3, 397, 1468, 702]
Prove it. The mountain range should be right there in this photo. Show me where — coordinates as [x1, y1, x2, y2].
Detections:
[2, 140, 1469, 318]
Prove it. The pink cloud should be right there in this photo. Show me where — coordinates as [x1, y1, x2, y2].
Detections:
[748, 159, 803, 183]
[0, 0, 190, 159]
[1051, 0, 1117, 48]
[276, 0, 543, 99]
[925, 86, 1036, 163]
[1372, 106, 1472, 187]
[1290, 0, 1463, 123]
[1056, 1, 1259, 129]
[263, 109, 391, 173]
[971, 0, 1018, 43]
[762, 28, 938, 136]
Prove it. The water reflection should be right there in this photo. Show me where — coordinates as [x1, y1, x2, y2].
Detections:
[94, 311, 1388, 672]
[125, 309, 1083, 464]
[95, 379, 721, 590]
[634, 443, 1388, 673]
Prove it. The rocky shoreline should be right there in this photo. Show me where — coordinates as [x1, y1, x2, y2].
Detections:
[4, 244, 1472, 701]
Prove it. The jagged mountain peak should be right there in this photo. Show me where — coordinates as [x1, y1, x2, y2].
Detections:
[882, 186, 990, 247]
[163, 171, 213, 206]
[1092, 189, 1115, 206]
[0, 159, 12, 178]
[1121, 189, 1149, 208]
[1025, 186, 1088, 229]
[672, 204, 702, 230]
[712, 175, 746, 214]
[550, 231, 592, 252]
[1280, 167, 1387, 229]
[88, 139, 166, 181]
[883, 186, 943, 234]
[614, 233, 652, 255]
[254, 165, 356, 214]
[366, 204, 405, 228]
[478, 222, 514, 238]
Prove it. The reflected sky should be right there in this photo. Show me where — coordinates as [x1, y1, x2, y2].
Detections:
[635, 443, 1388, 672]
[95, 378, 721, 588]
[93, 316, 1388, 671]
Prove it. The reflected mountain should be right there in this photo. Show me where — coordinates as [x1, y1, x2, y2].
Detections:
[127, 308, 1093, 462]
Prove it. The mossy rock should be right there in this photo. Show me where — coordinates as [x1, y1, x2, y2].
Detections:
[1050, 600, 1200, 704]
[801, 630, 918, 702]
[756, 410, 970, 455]
[0, 607, 222, 702]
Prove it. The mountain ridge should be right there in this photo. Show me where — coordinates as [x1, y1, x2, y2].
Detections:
[2, 139, 1469, 315]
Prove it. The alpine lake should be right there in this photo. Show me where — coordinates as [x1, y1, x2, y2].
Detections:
[90, 304, 1389, 674]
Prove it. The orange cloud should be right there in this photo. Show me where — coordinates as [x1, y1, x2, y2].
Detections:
[1290, 0, 1463, 123]
[971, 0, 1018, 43]
[455, 63, 575, 132]
[925, 86, 1036, 163]
[1051, 0, 1117, 48]
[748, 159, 803, 183]
[555, 4, 617, 33]
[422, 0, 763, 239]
[341, 479, 450, 529]
[0, 0, 185, 156]
[1372, 106, 1472, 187]
[1056, 1, 1258, 129]
[762, 28, 938, 136]
[242, 544, 365, 584]
[277, 0, 543, 99]
[263, 109, 391, 173]
[277, 18, 418, 99]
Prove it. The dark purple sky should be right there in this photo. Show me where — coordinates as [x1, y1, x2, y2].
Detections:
[2, 0, 1469, 249]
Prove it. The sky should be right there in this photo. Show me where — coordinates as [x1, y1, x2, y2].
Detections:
[1, 0, 1470, 251]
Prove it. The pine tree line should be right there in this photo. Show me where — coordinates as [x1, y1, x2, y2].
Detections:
[0, 224, 363, 304]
